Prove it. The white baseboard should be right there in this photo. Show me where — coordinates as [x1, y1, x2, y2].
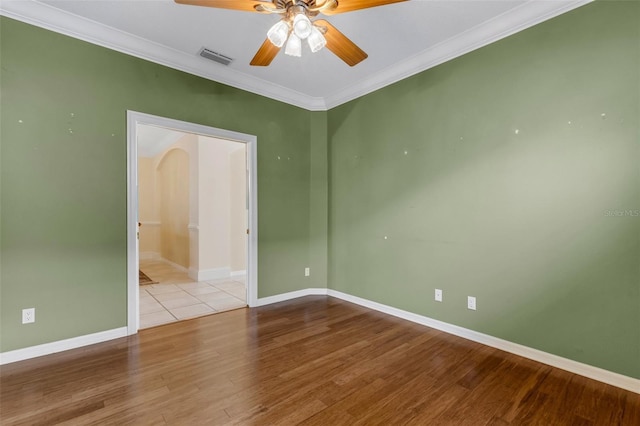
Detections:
[251, 287, 639, 394]
[0, 327, 128, 365]
[139, 251, 160, 261]
[144, 256, 230, 281]
[325, 290, 639, 394]
[160, 257, 188, 273]
[230, 270, 247, 277]
[140, 255, 190, 274]
[253, 288, 328, 307]
[189, 267, 231, 281]
[145, 256, 231, 281]
[3, 289, 637, 394]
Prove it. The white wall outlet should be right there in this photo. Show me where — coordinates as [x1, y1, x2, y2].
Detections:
[304, 267, 310, 277]
[467, 296, 476, 311]
[22, 308, 35, 324]
[435, 289, 443, 302]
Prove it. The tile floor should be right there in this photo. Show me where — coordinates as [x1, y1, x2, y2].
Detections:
[139, 259, 246, 329]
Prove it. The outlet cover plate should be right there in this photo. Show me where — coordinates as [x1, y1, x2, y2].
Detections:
[467, 296, 476, 311]
[304, 267, 310, 277]
[22, 308, 35, 324]
[435, 289, 443, 302]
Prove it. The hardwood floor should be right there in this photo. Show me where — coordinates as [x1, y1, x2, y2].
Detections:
[1, 296, 638, 425]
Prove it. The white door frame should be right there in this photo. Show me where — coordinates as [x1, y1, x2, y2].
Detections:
[126, 110, 258, 335]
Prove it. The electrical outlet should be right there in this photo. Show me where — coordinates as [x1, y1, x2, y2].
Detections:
[467, 296, 476, 311]
[435, 289, 443, 302]
[304, 267, 310, 277]
[22, 308, 35, 324]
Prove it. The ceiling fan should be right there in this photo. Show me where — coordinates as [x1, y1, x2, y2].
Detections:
[175, 0, 407, 66]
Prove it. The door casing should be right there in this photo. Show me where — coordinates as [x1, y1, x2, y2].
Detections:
[126, 110, 258, 334]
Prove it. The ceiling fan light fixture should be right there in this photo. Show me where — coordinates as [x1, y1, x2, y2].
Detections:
[267, 20, 290, 47]
[292, 13, 313, 39]
[307, 26, 326, 53]
[176, 0, 386, 67]
[284, 33, 302, 57]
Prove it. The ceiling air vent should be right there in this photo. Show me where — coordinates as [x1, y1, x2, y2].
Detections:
[199, 47, 233, 66]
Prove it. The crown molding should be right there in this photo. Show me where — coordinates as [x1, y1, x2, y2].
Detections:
[324, 0, 593, 109]
[1, 0, 592, 112]
[0, 0, 327, 111]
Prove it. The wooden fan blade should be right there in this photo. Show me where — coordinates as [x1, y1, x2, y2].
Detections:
[315, 19, 367, 67]
[175, 0, 263, 12]
[250, 38, 281, 66]
[320, 0, 406, 15]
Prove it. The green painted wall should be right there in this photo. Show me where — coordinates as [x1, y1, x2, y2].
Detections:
[0, 17, 316, 351]
[308, 111, 329, 288]
[327, 1, 640, 378]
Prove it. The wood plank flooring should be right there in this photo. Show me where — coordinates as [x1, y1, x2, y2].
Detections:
[1, 296, 638, 425]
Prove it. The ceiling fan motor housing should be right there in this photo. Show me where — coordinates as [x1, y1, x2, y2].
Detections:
[274, 0, 326, 18]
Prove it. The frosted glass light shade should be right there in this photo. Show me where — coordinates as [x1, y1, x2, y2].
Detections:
[307, 26, 326, 53]
[292, 14, 312, 39]
[284, 33, 302, 57]
[267, 20, 290, 48]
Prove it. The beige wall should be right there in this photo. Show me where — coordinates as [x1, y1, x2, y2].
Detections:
[173, 135, 200, 273]
[158, 148, 190, 268]
[138, 157, 160, 255]
[138, 130, 246, 278]
[139, 133, 197, 269]
[197, 136, 246, 275]
[197, 139, 230, 271]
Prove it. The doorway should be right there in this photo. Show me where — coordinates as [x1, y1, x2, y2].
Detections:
[127, 111, 258, 334]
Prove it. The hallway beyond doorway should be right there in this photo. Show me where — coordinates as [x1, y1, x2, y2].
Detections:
[139, 259, 246, 329]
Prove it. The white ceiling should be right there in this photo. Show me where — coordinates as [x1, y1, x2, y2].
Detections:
[137, 124, 245, 157]
[1, 0, 591, 110]
[137, 125, 184, 158]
